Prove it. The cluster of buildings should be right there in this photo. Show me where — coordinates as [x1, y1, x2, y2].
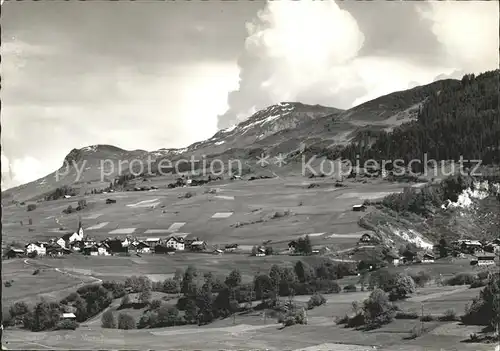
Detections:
[4, 222, 211, 258]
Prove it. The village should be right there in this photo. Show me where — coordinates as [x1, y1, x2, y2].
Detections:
[5, 218, 499, 271]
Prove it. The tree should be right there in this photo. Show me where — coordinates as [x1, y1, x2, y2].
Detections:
[138, 288, 152, 305]
[23, 301, 62, 332]
[251, 246, 258, 256]
[254, 274, 273, 301]
[294, 260, 315, 283]
[150, 299, 162, 311]
[181, 266, 198, 295]
[363, 289, 396, 330]
[117, 313, 136, 330]
[9, 302, 30, 318]
[121, 294, 131, 307]
[437, 237, 449, 258]
[157, 305, 180, 327]
[197, 282, 214, 325]
[296, 236, 312, 255]
[388, 274, 416, 301]
[77, 199, 87, 210]
[184, 298, 199, 324]
[162, 279, 180, 294]
[462, 273, 500, 332]
[225, 269, 242, 289]
[101, 310, 116, 328]
[173, 268, 183, 282]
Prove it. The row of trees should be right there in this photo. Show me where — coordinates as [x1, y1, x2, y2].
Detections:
[110, 259, 358, 329]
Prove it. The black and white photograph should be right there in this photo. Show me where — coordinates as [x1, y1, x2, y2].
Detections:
[1, 0, 499, 350]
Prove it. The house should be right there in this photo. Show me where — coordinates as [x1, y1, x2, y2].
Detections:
[105, 239, 129, 254]
[189, 241, 207, 252]
[255, 247, 266, 257]
[5, 248, 25, 259]
[385, 252, 400, 266]
[360, 233, 372, 243]
[352, 204, 366, 212]
[47, 245, 71, 257]
[70, 241, 84, 252]
[97, 243, 111, 256]
[402, 250, 417, 264]
[456, 240, 483, 253]
[61, 312, 76, 320]
[288, 241, 298, 253]
[421, 253, 435, 263]
[154, 245, 176, 254]
[82, 244, 99, 256]
[25, 242, 46, 256]
[56, 237, 68, 248]
[145, 238, 161, 249]
[224, 243, 239, 252]
[121, 237, 130, 247]
[472, 254, 496, 266]
[136, 242, 151, 254]
[165, 237, 185, 251]
[63, 195, 72, 199]
[213, 249, 223, 255]
[311, 246, 331, 255]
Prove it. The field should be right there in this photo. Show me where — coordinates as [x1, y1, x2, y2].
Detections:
[2, 175, 498, 350]
[2, 176, 408, 247]
[2, 285, 494, 351]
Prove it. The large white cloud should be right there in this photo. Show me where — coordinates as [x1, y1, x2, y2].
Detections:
[217, 0, 499, 128]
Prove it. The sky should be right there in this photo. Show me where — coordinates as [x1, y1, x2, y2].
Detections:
[1, 0, 498, 189]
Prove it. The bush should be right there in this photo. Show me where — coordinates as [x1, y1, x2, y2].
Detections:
[445, 273, 477, 286]
[63, 205, 74, 214]
[347, 313, 366, 328]
[279, 308, 308, 327]
[117, 313, 136, 330]
[4, 281, 12, 287]
[362, 289, 396, 330]
[149, 299, 162, 311]
[33, 269, 40, 276]
[307, 293, 326, 310]
[409, 271, 432, 288]
[395, 311, 419, 320]
[477, 271, 490, 280]
[343, 284, 357, 293]
[421, 315, 435, 322]
[438, 309, 458, 322]
[314, 279, 341, 294]
[101, 310, 116, 328]
[407, 324, 425, 340]
[56, 319, 79, 330]
[27, 204, 37, 212]
[470, 280, 487, 289]
[468, 333, 480, 342]
[335, 315, 349, 325]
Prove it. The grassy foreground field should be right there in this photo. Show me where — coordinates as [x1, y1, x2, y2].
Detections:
[2, 286, 495, 351]
[3, 176, 497, 350]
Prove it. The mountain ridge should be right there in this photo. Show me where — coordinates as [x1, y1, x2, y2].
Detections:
[4, 72, 499, 203]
